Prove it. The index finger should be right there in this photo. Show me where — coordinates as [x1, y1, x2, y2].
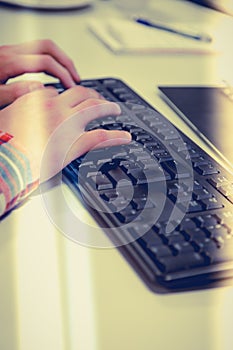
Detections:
[10, 39, 80, 83]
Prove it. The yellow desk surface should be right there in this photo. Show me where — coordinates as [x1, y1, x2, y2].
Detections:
[1, 1, 233, 349]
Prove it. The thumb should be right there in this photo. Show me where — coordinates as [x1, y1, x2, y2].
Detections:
[0, 81, 44, 107]
[65, 129, 132, 166]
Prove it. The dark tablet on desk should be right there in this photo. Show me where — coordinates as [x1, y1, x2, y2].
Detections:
[158, 85, 233, 166]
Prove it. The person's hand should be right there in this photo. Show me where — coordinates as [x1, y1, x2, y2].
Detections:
[0, 86, 131, 182]
[0, 39, 80, 107]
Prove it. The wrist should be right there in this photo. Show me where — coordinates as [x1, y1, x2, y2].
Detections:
[0, 131, 39, 216]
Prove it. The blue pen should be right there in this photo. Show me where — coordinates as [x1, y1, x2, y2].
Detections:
[134, 17, 212, 42]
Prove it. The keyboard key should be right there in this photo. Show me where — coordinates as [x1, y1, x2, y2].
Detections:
[115, 207, 140, 223]
[149, 245, 173, 259]
[192, 156, 208, 167]
[168, 182, 187, 194]
[132, 197, 155, 210]
[200, 197, 223, 210]
[170, 140, 192, 153]
[89, 173, 113, 191]
[187, 228, 209, 248]
[208, 175, 230, 188]
[134, 152, 152, 162]
[108, 168, 131, 187]
[179, 217, 197, 231]
[215, 211, 233, 229]
[168, 190, 192, 204]
[120, 160, 140, 174]
[206, 225, 230, 243]
[129, 168, 165, 184]
[217, 184, 233, 197]
[162, 160, 191, 179]
[158, 252, 206, 273]
[194, 214, 219, 228]
[193, 187, 212, 200]
[173, 241, 195, 255]
[200, 240, 218, 261]
[166, 232, 186, 246]
[102, 79, 120, 87]
[203, 239, 233, 264]
[186, 200, 204, 213]
[100, 189, 118, 202]
[188, 148, 204, 160]
[141, 229, 164, 247]
[195, 162, 219, 176]
[157, 129, 179, 141]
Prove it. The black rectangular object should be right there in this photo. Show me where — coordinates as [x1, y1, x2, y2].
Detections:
[49, 78, 233, 293]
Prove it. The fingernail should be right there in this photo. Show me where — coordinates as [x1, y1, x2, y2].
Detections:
[112, 102, 122, 113]
[120, 131, 132, 141]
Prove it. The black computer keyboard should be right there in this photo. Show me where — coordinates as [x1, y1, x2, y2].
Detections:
[51, 78, 233, 293]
